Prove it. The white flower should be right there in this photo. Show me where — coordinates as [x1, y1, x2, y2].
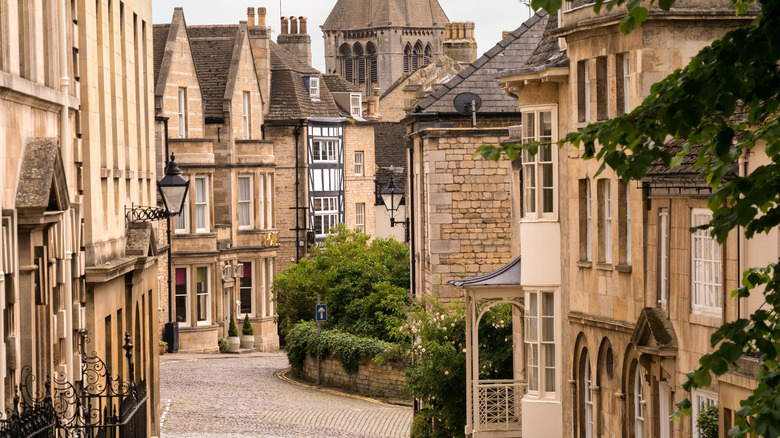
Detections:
[451, 323, 455, 327]
[421, 348, 426, 353]
[462, 348, 467, 353]
[445, 371, 449, 375]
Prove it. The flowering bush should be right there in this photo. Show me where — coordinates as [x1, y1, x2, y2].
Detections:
[401, 296, 514, 437]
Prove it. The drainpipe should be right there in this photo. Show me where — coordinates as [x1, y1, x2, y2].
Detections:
[59, 0, 75, 387]
[294, 121, 304, 262]
[408, 137, 416, 297]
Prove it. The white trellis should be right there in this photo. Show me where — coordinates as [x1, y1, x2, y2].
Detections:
[451, 256, 526, 437]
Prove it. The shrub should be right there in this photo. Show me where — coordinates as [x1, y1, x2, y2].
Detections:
[217, 337, 229, 353]
[696, 404, 719, 438]
[242, 315, 254, 336]
[228, 315, 239, 337]
[285, 321, 391, 374]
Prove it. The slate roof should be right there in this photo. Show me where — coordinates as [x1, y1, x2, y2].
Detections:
[413, 12, 547, 115]
[153, 24, 170, 85]
[375, 122, 408, 186]
[188, 25, 239, 122]
[266, 41, 341, 120]
[322, 74, 361, 93]
[322, 0, 448, 31]
[503, 12, 568, 76]
[449, 256, 522, 287]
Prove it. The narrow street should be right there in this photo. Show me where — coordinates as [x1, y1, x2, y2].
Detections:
[159, 353, 412, 437]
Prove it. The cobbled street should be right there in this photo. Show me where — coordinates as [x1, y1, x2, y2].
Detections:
[159, 353, 412, 438]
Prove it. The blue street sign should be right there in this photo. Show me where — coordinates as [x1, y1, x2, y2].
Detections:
[316, 304, 327, 322]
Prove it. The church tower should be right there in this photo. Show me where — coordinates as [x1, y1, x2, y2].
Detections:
[321, 0, 449, 96]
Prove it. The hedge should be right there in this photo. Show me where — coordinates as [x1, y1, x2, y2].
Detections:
[286, 321, 391, 374]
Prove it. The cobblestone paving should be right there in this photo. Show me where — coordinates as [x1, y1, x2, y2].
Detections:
[160, 353, 412, 438]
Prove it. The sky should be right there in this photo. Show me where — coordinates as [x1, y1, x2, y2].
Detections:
[152, 0, 534, 72]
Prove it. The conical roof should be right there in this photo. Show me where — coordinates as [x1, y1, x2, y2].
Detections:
[322, 0, 448, 30]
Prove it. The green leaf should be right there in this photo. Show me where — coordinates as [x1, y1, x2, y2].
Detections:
[531, 0, 563, 14]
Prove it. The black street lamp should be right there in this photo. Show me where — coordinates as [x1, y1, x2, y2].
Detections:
[157, 154, 190, 217]
[381, 177, 409, 242]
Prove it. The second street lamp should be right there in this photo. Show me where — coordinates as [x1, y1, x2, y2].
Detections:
[380, 177, 409, 242]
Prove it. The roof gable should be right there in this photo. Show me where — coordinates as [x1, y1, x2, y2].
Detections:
[322, 0, 448, 31]
[189, 25, 240, 122]
[15, 138, 69, 215]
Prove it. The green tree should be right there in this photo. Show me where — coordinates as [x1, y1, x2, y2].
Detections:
[477, 0, 780, 436]
[273, 224, 410, 342]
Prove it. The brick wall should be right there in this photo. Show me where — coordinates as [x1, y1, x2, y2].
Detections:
[295, 354, 408, 399]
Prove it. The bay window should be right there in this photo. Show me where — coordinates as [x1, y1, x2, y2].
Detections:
[691, 209, 722, 315]
[525, 290, 556, 397]
[238, 175, 253, 229]
[314, 197, 338, 237]
[521, 109, 556, 219]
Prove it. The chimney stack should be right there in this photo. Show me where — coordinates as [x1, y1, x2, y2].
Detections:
[258, 7, 267, 28]
[277, 14, 311, 66]
[247, 8, 255, 27]
[443, 21, 478, 63]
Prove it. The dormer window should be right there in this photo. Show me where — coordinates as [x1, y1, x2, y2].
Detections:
[309, 77, 320, 100]
[350, 93, 361, 117]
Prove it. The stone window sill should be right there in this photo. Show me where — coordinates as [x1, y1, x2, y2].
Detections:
[577, 260, 592, 268]
[615, 263, 632, 273]
[596, 262, 613, 271]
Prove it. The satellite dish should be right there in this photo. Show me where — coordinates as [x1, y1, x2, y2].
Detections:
[453, 92, 482, 115]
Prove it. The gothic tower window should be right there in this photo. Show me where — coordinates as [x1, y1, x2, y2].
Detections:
[339, 43, 353, 83]
[412, 41, 423, 71]
[404, 43, 412, 74]
[366, 42, 378, 95]
[424, 43, 432, 67]
[353, 42, 365, 88]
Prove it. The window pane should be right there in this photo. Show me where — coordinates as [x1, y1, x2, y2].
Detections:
[240, 262, 252, 314]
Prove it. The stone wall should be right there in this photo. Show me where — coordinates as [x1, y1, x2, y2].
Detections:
[295, 355, 408, 399]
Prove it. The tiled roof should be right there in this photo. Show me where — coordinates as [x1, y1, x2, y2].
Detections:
[374, 122, 408, 186]
[188, 26, 239, 122]
[322, 74, 361, 93]
[323, 0, 448, 31]
[414, 12, 547, 114]
[153, 24, 170, 85]
[501, 12, 568, 76]
[266, 41, 341, 120]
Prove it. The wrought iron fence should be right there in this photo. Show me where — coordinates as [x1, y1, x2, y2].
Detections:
[476, 379, 525, 430]
[0, 331, 148, 438]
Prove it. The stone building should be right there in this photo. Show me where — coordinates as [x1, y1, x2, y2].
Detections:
[494, 2, 758, 437]
[1, 0, 161, 434]
[153, 9, 279, 353]
[404, 14, 546, 298]
[321, 0, 450, 96]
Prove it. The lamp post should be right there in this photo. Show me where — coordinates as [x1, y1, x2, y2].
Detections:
[380, 177, 409, 243]
[126, 152, 189, 353]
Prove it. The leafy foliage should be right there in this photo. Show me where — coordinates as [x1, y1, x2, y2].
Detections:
[217, 337, 229, 353]
[399, 296, 514, 437]
[696, 404, 720, 438]
[242, 315, 254, 336]
[228, 315, 239, 338]
[273, 224, 410, 342]
[477, 0, 780, 436]
[285, 321, 392, 374]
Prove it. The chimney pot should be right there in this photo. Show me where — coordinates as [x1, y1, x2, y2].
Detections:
[456, 22, 465, 40]
[466, 22, 475, 41]
[258, 7, 267, 27]
[290, 16, 298, 34]
[444, 23, 451, 41]
[247, 7, 255, 27]
[299, 16, 307, 34]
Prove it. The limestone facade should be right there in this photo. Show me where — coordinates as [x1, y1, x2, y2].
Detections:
[154, 9, 279, 353]
[496, 3, 759, 437]
[2, 0, 162, 434]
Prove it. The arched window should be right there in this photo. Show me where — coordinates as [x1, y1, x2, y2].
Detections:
[403, 43, 412, 74]
[366, 42, 377, 94]
[634, 369, 645, 438]
[339, 43, 353, 83]
[424, 43, 432, 67]
[353, 43, 365, 87]
[412, 41, 423, 71]
[584, 353, 594, 438]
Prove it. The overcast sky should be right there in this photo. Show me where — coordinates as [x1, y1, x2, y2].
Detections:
[152, 1, 534, 72]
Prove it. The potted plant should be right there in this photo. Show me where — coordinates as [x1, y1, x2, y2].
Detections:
[240, 315, 255, 350]
[217, 337, 229, 353]
[159, 340, 168, 355]
[227, 315, 241, 352]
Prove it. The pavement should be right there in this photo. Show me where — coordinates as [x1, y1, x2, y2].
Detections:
[159, 352, 413, 438]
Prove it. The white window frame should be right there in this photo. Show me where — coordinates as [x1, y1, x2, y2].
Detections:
[309, 77, 320, 99]
[174, 201, 188, 234]
[195, 266, 211, 326]
[623, 55, 630, 113]
[238, 175, 253, 229]
[242, 91, 251, 139]
[354, 151, 364, 176]
[586, 180, 592, 261]
[174, 267, 190, 326]
[312, 140, 338, 162]
[521, 108, 557, 220]
[584, 354, 594, 438]
[692, 389, 718, 438]
[659, 208, 669, 307]
[691, 208, 722, 315]
[660, 381, 671, 438]
[178, 87, 187, 138]
[525, 290, 556, 398]
[355, 202, 365, 231]
[350, 93, 362, 116]
[634, 369, 645, 438]
[626, 185, 632, 263]
[314, 197, 339, 237]
[584, 62, 591, 122]
[266, 173, 274, 229]
[238, 261, 255, 317]
[194, 176, 210, 233]
[604, 179, 612, 263]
